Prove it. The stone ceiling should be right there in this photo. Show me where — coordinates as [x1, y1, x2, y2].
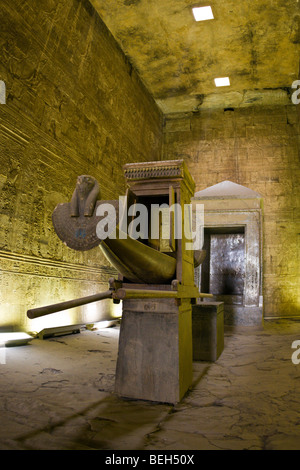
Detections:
[90, 0, 300, 114]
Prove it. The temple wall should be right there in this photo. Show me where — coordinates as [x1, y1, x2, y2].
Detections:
[0, 0, 163, 331]
[163, 105, 300, 319]
[0, 1, 298, 330]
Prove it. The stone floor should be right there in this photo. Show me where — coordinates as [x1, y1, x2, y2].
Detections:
[0, 319, 300, 451]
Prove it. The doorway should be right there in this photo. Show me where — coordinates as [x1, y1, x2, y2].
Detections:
[200, 227, 245, 306]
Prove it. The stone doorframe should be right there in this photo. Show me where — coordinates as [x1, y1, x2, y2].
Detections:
[192, 181, 263, 326]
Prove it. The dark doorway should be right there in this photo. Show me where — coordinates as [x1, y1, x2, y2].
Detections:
[200, 226, 245, 305]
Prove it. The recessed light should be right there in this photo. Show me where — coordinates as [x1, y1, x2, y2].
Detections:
[214, 77, 230, 87]
[192, 6, 214, 22]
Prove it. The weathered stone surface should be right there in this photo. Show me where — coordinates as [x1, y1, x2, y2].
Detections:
[89, 0, 299, 113]
[115, 299, 193, 404]
[1, 321, 300, 450]
[163, 105, 300, 320]
[0, 0, 162, 329]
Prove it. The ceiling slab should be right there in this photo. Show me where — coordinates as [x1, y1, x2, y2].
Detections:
[90, 0, 300, 113]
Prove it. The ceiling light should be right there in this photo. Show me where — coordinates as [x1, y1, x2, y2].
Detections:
[192, 6, 214, 21]
[214, 77, 230, 87]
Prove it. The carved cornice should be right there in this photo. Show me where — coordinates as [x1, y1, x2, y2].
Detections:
[124, 165, 182, 180]
[0, 249, 116, 280]
[123, 159, 195, 194]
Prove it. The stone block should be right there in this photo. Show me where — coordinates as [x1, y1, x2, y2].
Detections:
[192, 302, 224, 362]
[115, 299, 193, 404]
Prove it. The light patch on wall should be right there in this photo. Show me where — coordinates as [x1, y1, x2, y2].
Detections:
[111, 301, 122, 319]
[84, 299, 122, 324]
[192, 6, 214, 22]
[214, 77, 230, 87]
[28, 309, 76, 334]
[92, 320, 117, 329]
[84, 301, 102, 324]
[0, 332, 33, 347]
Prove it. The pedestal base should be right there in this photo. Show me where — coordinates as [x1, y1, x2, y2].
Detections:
[192, 302, 224, 361]
[115, 298, 193, 404]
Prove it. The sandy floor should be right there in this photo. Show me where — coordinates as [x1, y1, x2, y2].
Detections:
[0, 319, 300, 450]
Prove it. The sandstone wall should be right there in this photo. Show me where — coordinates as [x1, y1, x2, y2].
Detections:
[0, 0, 163, 330]
[163, 105, 300, 319]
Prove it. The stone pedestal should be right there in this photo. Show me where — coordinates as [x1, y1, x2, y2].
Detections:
[192, 302, 224, 361]
[115, 298, 193, 404]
